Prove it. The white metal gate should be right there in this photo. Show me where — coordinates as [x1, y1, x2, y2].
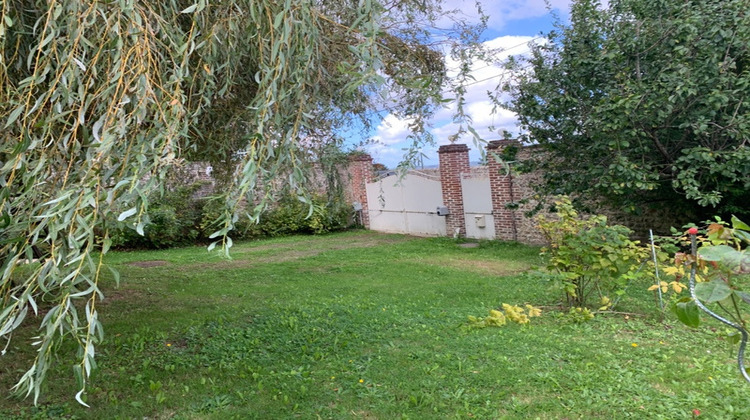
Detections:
[461, 168, 496, 240]
[365, 171, 446, 236]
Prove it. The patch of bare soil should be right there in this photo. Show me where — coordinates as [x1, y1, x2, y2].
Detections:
[419, 256, 530, 276]
[99, 287, 152, 305]
[127, 260, 169, 268]
[183, 249, 324, 271]
[185, 236, 410, 270]
[231, 234, 408, 255]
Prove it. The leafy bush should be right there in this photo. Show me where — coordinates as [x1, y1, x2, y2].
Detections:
[199, 199, 264, 242]
[112, 185, 352, 249]
[255, 193, 351, 237]
[660, 216, 750, 383]
[111, 182, 205, 249]
[142, 204, 199, 248]
[667, 217, 750, 328]
[537, 196, 650, 309]
[565, 307, 595, 323]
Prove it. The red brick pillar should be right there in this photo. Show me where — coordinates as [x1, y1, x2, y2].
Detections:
[348, 153, 373, 228]
[438, 144, 470, 237]
[487, 140, 519, 241]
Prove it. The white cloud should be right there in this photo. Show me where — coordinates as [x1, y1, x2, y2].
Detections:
[370, 114, 416, 146]
[367, 34, 540, 166]
[440, 0, 570, 31]
[367, 141, 406, 164]
[362, 0, 569, 168]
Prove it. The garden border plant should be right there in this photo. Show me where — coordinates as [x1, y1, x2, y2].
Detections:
[668, 217, 750, 383]
[536, 196, 656, 312]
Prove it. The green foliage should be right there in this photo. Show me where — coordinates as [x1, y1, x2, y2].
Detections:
[565, 307, 595, 323]
[671, 216, 750, 330]
[257, 196, 308, 237]
[0, 0, 489, 402]
[4, 232, 750, 418]
[465, 304, 542, 329]
[110, 182, 205, 249]
[111, 189, 351, 249]
[199, 199, 262, 242]
[501, 0, 750, 219]
[537, 196, 650, 309]
[672, 297, 701, 328]
[253, 193, 351, 237]
[663, 216, 750, 383]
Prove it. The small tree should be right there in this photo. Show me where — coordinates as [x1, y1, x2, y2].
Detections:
[537, 197, 649, 309]
[501, 0, 750, 220]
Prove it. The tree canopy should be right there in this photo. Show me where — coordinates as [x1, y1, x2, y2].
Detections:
[501, 0, 750, 219]
[0, 0, 484, 404]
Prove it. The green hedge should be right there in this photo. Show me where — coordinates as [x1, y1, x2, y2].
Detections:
[110, 186, 353, 249]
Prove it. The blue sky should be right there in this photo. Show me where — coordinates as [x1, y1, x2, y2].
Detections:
[359, 0, 571, 168]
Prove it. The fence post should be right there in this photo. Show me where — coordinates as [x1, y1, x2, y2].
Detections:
[438, 144, 470, 237]
[347, 153, 373, 228]
[487, 140, 520, 241]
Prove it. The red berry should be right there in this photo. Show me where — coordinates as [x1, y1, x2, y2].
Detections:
[687, 227, 699, 235]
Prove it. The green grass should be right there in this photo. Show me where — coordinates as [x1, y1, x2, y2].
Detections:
[1, 230, 747, 419]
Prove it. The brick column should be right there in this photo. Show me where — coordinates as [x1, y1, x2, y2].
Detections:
[487, 140, 519, 241]
[438, 144, 470, 237]
[347, 153, 373, 228]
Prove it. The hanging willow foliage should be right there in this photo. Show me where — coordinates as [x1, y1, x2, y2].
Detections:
[0, 0, 485, 405]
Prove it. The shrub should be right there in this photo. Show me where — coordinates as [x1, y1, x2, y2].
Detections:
[537, 196, 650, 309]
[198, 199, 264, 242]
[112, 185, 352, 249]
[256, 193, 351, 237]
[667, 217, 750, 328]
[110, 182, 206, 249]
[663, 216, 750, 383]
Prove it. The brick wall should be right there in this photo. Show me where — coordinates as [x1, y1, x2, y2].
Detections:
[438, 144, 470, 237]
[507, 164, 548, 245]
[178, 158, 371, 222]
[346, 154, 374, 228]
[176, 143, 686, 245]
[487, 140, 521, 241]
[486, 142, 689, 244]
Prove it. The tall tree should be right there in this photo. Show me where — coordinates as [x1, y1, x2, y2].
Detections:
[0, 0, 483, 404]
[500, 0, 750, 219]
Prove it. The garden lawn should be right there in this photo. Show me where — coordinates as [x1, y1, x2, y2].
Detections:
[1, 230, 747, 419]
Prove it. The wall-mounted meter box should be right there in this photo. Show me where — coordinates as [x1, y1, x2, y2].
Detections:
[436, 206, 450, 216]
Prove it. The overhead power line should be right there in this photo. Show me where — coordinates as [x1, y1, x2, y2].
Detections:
[446, 36, 544, 73]
[361, 38, 543, 118]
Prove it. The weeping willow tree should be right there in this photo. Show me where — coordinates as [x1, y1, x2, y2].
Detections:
[0, 0, 484, 404]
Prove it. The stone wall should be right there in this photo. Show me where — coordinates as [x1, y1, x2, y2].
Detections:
[176, 158, 367, 217]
